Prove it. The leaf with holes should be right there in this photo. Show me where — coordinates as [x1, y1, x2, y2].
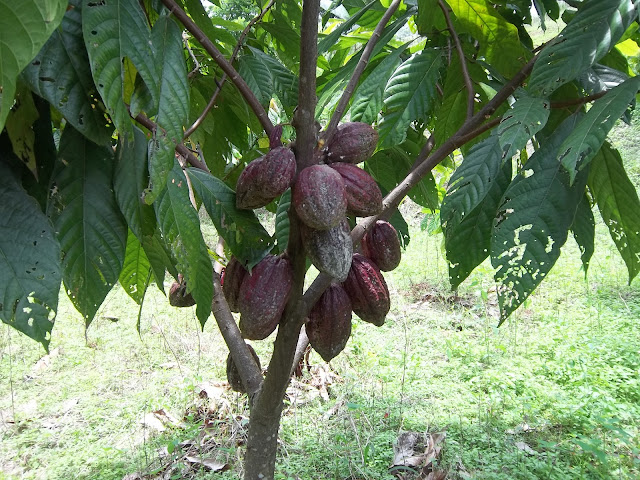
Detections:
[570, 193, 595, 276]
[21, 0, 113, 145]
[119, 230, 151, 305]
[491, 114, 587, 322]
[497, 92, 550, 159]
[528, 0, 637, 96]
[275, 189, 291, 255]
[0, 0, 66, 131]
[0, 163, 61, 351]
[588, 143, 640, 283]
[48, 126, 127, 326]
[154, 163, 213, 327]
[378, 49, 442, 148]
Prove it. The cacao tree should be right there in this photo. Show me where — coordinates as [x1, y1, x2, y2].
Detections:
[1, 0, 640, 478]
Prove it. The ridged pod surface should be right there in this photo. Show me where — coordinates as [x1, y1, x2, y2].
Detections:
[301, 220, 353, 282]
[236, 147, 296, 209]
[342, 253, 390, 326]
[238, 254, 293, 340]
[362, 220, 402, 272]
[306, 284, 352, 362]
[326, 122, 378, 164]
[292, 165, 347, 230]
[329, 163, 382, 217]
[222, 257, 247, 312]
[226, 343, 261, 393]
[169, 275, 196, 307]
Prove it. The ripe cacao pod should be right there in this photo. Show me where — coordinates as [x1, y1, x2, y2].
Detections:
[226, 343, 261, 393]
[342, 253, 390, 326]
[292, 164, 347, 230]
[306, 284, 352, 362]
[238, 254, 293, 340]
[301, 220, 353, 282]
[326, 122, 378, 164]
[362, 220, 402, 272]
[329, 163, 382, 217]
[169, 274, 195, 307]
[222, 257, 247, 312]
[236, 146, 296, 209]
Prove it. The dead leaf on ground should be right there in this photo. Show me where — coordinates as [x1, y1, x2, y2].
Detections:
[33, 347, 60, 372]
[515, 441, 537, 455]
[390, 431, 447, 480]
[185, 456, 229, 472]
[141, 409, 183, 432]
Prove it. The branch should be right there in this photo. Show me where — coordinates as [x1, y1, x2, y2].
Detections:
[439, 0, 474, 120]
[323, 0, 403, 145]
[550, 91, 608, 108]
[161, 0, 275, 137]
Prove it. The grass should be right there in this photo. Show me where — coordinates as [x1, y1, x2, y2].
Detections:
[2, 133, 640, 479]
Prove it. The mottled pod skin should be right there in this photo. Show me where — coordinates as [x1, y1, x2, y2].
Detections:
[169, 274, 196, 307]
[301, 220, 353, 282]
[226, 343, 261, 393]
[292, 165, 347, 230]
[236, 147, 296, 209]
[361, 220, 402, 272]
[306, 284, 353, 362]
[326, 122, 378, 164]
[222, 257, 248, 312]
[238, 254, 293, 340]
[342, 253, 390, 326]
[329, 163, 382, 217]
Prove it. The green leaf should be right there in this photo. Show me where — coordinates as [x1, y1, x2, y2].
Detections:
[378, 48, 442, 148]
[490, 114, 588, 323]
[238, 54, 276, 108]
[433, 89, 467, 148]
[247, 47, 299, 110]
[318, 0, 377, 54]
[142, 230, 178, 292]
[119, 230, 151, 305]
[416, 0, 443, 35]
[0, 0, 67, 132]
[0, 163, 61, 350]
[570, 193, 595, 275]
[21, 0, 114, 145]
[154, 163, 213, 327]
[48, 126, 128, 326]
[558, 76, 640, 184]
[497, 92, 550, 159]
[445, 160, 512, 289]
[447, 0, 527, 77]
[528, 0, 637, 96]
[188, 168, 272, 271]
[182, 0, 237, 46]
[350, 43, 408, 124]
[274, 189, 291, 255]
[4, 83, 39, 176]
[588, 143, 640, 283]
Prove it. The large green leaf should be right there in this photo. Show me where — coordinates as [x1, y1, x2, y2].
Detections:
[378, 49, 442, 148]
[350, 43, 408, 124]
[496, 92, 550, 159]
[444, 161, 512, 289]
[559, 76, 640, 184]
[0, 0, 66, 132]
[528, 0, 637, 96]
[21, 0, 113, 145]
[142, 229, 178, 292]
[154, 163, 213, 327]
[570, 193, 595, 275]
[416, 0, 443, 35]
[275, 189, 292, 255]
[433, 88, 467, 148]
[238, 54, 277, 108]
[0, 163, 61, 350]
[48, 127, 128, 326]
[318, 0, 377, 54]
[247, 47, 299, 110]
[588, 143, 640, 283]
[188, 168, 273, 271]
[182, 0, 237, 47]
[490, 115, 587, 322]
[119, 230, 151, 305]
[446, 0, 527, 77]
[82, 0, 157, 137]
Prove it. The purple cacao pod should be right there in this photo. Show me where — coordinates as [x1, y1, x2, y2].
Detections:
[222, 257, 248, 312]
[361, 220, 402, 272]
[342, 253, 390, 326]
[329, 163, 382, 217]
[292, 164, 347, 230]
[226, 343, 261, 393]
[326, 122, 378, 164]
[169, 274, 196, 307]
[301, 220, 353, 282]
[236, 147, 296, 209]
[306, 284, 352, 362]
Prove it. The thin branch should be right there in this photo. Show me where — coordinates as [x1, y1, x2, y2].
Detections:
[161, 0, 275, 137]
[290, 326, 310, 377]
[323, 0, 403, 145]
[550, 91, 608, 108]
[439, 0, 474, 120]
[410, 133, 435, 171]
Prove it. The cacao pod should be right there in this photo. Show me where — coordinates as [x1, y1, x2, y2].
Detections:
[236, 146, 296, 209]
[326, 122, 378, 164]
[301, 220, 353, 282]
[168, 274, 195, 307]
[226, 343, 261, 393]
[222, 257, 247, 312]
[306, 284, 352, 362]
[238, 254, 293, 340]
[361, 220, 401, 272]
[342, 253, 390, 326]
[329, 163, 382, 217]
[292, 164, 347, 230]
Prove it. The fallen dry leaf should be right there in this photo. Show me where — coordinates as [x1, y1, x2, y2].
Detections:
[185, 456, 229, 472]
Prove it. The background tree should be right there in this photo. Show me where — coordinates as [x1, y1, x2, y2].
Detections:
[1, 0, 640, 478]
